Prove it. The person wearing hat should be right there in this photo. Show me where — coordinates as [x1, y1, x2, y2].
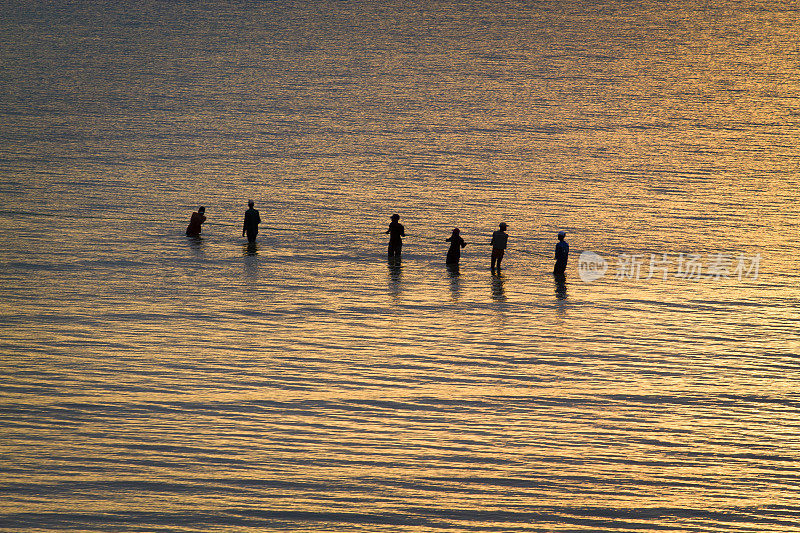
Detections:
[185, 206, 206, 236]
[490, 222, 508, 272]
[554, 230, 569, 275]
[386, 213, 405, 260]
[242, 200, 261, 243]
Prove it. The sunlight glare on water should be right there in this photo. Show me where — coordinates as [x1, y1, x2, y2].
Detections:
[1, 0, 799, 531]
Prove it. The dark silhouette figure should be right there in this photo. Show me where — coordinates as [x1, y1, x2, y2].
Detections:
[185, 206, 206, 236]
[446, 228, 466, 264]
[554, 230, 569, 275]
[490, 222, 508, 272]
[242, 200, 261, 243]
[386, 213, 405, 261]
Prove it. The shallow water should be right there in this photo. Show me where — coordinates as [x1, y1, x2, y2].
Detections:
[1, 0, 800, 531]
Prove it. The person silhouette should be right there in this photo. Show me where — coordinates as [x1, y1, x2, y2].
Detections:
[242, 200, 261, 243]
[554, 230, 569, 275]
[185, 206, 206, 236]
[490, 222, 508, 272]
[386, 214, 405, 260]
[446, 228, 466, 264]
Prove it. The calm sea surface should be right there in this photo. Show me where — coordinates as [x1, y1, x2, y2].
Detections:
[1, 1, 800, 531]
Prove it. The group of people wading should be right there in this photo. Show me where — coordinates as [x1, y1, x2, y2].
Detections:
[186, 201, 261, 243]
[386, 213, 569, 275]
[186, 206, 569, 275]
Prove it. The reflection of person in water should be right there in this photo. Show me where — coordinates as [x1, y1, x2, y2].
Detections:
[447, 261, 461, 296]
[446, 228, 466, 264]
[243, 241, 258, 256]
[554, 271, 567, 300]
[491, 271, 506, 301]
[386, 214, 405, 260]
[242, 200, 261, 243]
[554, 230, 569, 275]
[185, 206, 206, 236]
[388, 261, 402, 297]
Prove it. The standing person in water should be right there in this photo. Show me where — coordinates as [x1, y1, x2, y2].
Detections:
[386, 213, 405, 260]
[242, 200, 261, 243]
[446, 228, 466, 264]
[554, 230, 569, 275]
[185, 206, 206, 236]
[490, 222, 508, 272]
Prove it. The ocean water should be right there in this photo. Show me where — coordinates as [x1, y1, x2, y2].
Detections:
[1, 0, 800, 531]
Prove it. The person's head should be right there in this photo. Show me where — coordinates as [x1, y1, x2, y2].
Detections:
[452, 227, 460, 235]
[391, 213, 400, 221]
[558, 230, 566, 241]
[499, 222, 507, 231]
[248, 199, 254, 207]
[198, 206, 205, 214]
